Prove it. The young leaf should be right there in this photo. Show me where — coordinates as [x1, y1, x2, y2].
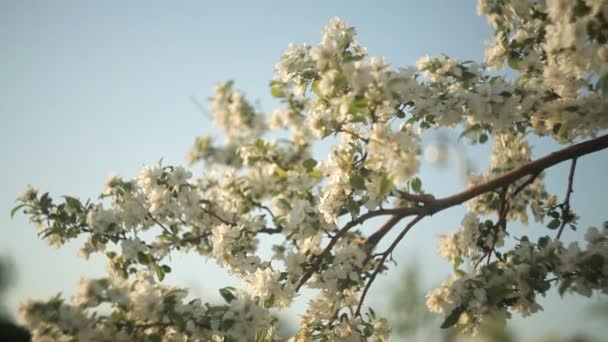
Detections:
[547, 219, 561, 230]
[346, 198, 360, 217]
[219, 287, 237, 303]
[349, 174, 366, 191]
[452, 256, 463, 273]
[440, 305, 466, 329]
[302, 158, 317, 172]
[10, 204, 26, 218]
[64, 196, 81, 210]
[138, 252, 150, 265]
[411, 177, 422, 193]
[155, 265, 166, 281]
[270, 82, 285, 98]
[311, 80, 322, 97]
[508, 53, 520, 70]
[479, 133, 488, 144]
[379, 175, 393, 197]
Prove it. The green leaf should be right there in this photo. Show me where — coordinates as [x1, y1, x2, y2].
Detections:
[137, 252, 150, 265]
[223, 80, 234, 90]
[38, 192, 52, 214]
[64, 196, 81, 209]
[552, 123, 563, 135]
[558, 277, 573, 296]
[441, 305, 466, 329]
[302, 158, 317, 172]
[508, 53, 520, 70]
[219, 287, 237, 303]
[278, 198, 292, 211]
[547, 219, 561, 230]
[411, 177, 422, 193]
[368, 307, 376, 320]
[379, 175, 394, 197]
[350, 174, 366, 191]
[110, 310, 126, 323]
[573, 0, 591, 18]
[155, 265, 165, 281]
[43, 293, 64, 312]
[264, 295, 275, 308]
[453, 256, 463, 273]
[270, 82, 285, 98]
[162, 265, 172, 273]
[349, 98, 369, 114]
[346, 198, 360, 217]
[311, 80, 322, 97]
[537, 236, 550, 249]
[10, 204, 26, 218]
[275, 166, 287, 180]
[220, 318, 236, 331]
[479, 133, 488, 144]
[599, 72, 608, 95]
[557, 123, 569, 139]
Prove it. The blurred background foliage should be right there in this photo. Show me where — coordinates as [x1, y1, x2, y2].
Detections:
[0, 256, 30, 341]
[0, 257, 13, 320]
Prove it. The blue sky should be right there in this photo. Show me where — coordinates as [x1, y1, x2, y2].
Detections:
[1, 0, 607, 339]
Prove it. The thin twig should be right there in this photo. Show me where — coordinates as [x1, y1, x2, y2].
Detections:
[190, 95, 211, 119]
[360, 215, 403, 267]
[201, 207, 235, 226]
[556, 158, 577, 240]
[509, 171, 541, 199]
[355, 215, 425, 316]
[259, 227, 282, 234]
[148, 213, 172, 236]
[497, 186, 509, 231]
[336, 127, 370, 143]
[486, 186, 510, 268]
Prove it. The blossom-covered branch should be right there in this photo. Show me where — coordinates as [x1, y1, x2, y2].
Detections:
[12, 1, 608, 340]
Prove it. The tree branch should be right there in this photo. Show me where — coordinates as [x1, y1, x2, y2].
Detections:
[431, 134, 607, 212]
[295, 208, 400, 291]
[295, 134, 608, 293]
[363, 215, 406, 252]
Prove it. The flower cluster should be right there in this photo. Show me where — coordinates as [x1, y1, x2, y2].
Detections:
[19, 269, 276, 341]
[428, 226, 608, 335]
